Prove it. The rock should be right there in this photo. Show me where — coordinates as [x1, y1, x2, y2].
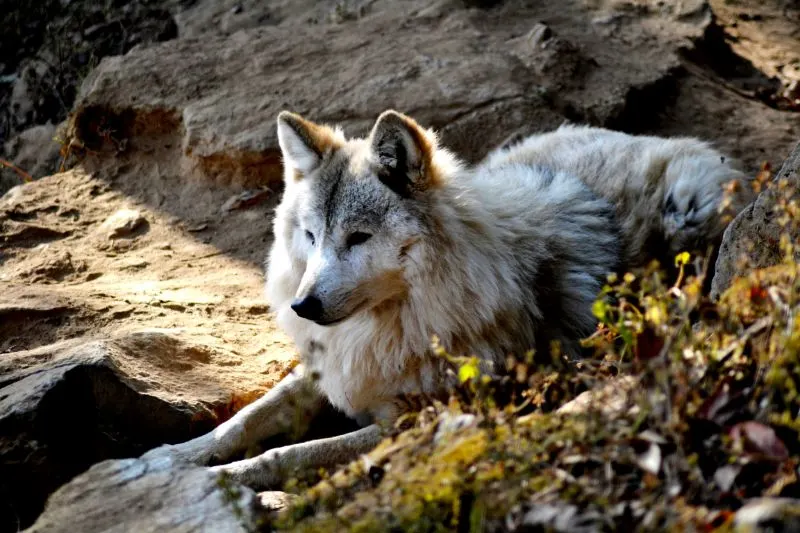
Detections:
[711, 140, 800, 299]
[733, 498, 800, 532]
[0, 333, 240, 533]
[175, 0, 293, 38]
[0, 294, 76, 352]
[72, 2, 707, 187]
[15, 250, 87, 283]
[174, 0, 433, 39]
[8, 59, 50, 130]
[220, 188, 271, 214]
[0, 0, 180, 141]
[0, 297, 72, 317]
[24, 455, 262, 533]
[1, 122, 62, 195]
[0, 220, 71, 248]
[98, 209, 147, 239]
[2, 123, 62, 182]
[556, 376, 639, 417]
[257, 491, 298, 516]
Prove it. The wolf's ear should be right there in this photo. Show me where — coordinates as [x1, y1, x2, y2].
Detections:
[276, 111, 341, 177]
[369, 110, 437, 196]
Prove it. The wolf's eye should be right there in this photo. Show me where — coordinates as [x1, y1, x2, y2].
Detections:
[305, 230, 315, 246]
[346, 232, 372, 249]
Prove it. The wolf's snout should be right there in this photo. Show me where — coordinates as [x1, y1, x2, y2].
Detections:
[291, 296, 323, 321]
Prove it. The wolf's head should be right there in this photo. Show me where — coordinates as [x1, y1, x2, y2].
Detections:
[273, 110, 457, 326]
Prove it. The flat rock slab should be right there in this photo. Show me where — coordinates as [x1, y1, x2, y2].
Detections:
[74, 1, 710, 187]
[24, 455, 262, 533]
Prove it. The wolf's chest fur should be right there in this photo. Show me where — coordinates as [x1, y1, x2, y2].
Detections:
[275, 304, 448, 419]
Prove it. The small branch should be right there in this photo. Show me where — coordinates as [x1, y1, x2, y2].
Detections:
[0, 159, 33, 182]
[715, 316, 774, 366]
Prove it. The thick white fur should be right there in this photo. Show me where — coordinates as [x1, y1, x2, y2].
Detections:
[276, 118, 321, 173]
[483, 124, 752, 265]
[266, 114, 620, 422]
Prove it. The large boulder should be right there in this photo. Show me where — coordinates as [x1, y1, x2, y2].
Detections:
[0, 331, 258, 533]
[71, 1, 711, 187]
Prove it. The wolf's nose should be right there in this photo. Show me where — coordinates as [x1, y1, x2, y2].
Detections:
[291, 296, 323, 321]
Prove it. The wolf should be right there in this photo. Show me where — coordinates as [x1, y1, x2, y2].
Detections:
[143, 111, 748, 490]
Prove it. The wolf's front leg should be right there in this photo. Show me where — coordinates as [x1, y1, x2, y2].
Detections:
[142, 364, 324, 466]
[210, 424, 384, 490]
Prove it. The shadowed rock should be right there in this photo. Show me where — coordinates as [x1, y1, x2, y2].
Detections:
[0, 335, 227, 533]
[711, 140, 800, 299]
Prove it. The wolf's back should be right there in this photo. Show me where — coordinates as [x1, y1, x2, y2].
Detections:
[482, 125, 751, 267]
[454, 161, 621, 358]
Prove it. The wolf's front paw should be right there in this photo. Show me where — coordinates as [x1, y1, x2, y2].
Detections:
[210, 451, 284, 491]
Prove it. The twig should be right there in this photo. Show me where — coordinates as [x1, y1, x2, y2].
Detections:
[0, 158, 33, 182]
[714, 316, 774, 366]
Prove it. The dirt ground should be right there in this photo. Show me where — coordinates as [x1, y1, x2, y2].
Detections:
[0, 165, 296, 397]
[641, 0, 799, 169]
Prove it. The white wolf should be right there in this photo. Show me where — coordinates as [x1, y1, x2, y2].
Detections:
[144, 111, 749, 490]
